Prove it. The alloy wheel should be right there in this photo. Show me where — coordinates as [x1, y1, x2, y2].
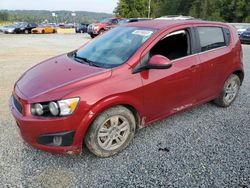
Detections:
[97, 115, 130, 151]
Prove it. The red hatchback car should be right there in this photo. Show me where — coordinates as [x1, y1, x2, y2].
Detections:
[10, 20, 244, 157]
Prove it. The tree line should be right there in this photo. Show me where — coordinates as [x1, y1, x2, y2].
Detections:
[114, 0, 250, 23]
[0, 10, 112, 24]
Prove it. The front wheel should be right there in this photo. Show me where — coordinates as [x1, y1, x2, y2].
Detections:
[90, 34, 95, 38]
[99, 29, 105, 35]
[84, 106, 136, 157]
[214, 74, 241, 107]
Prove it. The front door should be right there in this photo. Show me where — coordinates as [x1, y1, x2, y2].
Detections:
[139, 28, 200, 123]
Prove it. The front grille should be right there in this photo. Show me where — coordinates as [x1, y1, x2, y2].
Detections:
[13, 96, 23, 114]
[87, 24, 94, 32]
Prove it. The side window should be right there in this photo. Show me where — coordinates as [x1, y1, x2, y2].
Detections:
[223, 28, 231, 46]
[197, 27, 226, 52]
[150, 29, 191, 61]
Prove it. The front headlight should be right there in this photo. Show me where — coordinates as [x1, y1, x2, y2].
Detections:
[94, 26, 99, 30]
[31, 97, 80, 117]
[8, 29, 14, 32]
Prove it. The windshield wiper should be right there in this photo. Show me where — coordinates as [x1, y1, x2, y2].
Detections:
[73, 51, 101, 67]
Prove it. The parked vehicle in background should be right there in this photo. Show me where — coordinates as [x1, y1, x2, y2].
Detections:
[104, 18, 152, 31]
[31, 25, 56, 34]
[233, 24, 250, 35]
[4, 22, 38, 34]
[0, 25, 12, 33]
[10, 20, 244, 157]
[156, 15, 195, 20]
[58, 23, 75, 29]
[76, 23, 89, 33]
[240, 27, 250, 44]
[87, 18, 122, 38]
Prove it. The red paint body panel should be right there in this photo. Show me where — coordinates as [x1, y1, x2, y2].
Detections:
[10, 20, 244, 154]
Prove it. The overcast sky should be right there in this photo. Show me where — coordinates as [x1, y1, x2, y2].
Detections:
[0, 0, 118, 13]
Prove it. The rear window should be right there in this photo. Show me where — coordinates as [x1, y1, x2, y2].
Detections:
[197, 27, 226, 52]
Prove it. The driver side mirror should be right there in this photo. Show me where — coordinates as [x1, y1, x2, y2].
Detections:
[132, 54, 172, 74]
[148, 55, 172, 69]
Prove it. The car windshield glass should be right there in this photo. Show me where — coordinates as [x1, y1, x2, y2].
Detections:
[118, 19, 129, 25]
[100, 18, 110, 24]
[18, 23, 28, 27]
[73, 26, 156, 68]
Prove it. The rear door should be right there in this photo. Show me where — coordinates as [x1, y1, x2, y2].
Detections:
[194, 26, 231, 101]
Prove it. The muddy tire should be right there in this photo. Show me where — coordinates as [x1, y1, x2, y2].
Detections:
[99, 29, 105, 35]
[84, 106, 136, 157]
[214, 74, 241, 107]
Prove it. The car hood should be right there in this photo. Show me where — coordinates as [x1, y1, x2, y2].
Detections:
[16, 54, 111, 100]
[6, 26, 16, 29]
[94, 23, 110, 27]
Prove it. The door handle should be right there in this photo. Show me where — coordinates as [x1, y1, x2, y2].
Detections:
[189, 65, 199, 72]
[189, 65, 198, 69]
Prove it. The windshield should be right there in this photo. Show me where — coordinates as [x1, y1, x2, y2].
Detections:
[17, 23, 28, 27]
[100, 18, 111, 24]
[118, 19, 129, 25]
[73, 27, 156, 68]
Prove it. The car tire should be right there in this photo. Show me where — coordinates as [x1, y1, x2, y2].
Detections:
[42, 30, 45, 34]
[214, 74, 241, 107]
[84, 106, 136, 157]
[24, 30, 29, 34]
[90, 34, 95, 38]
[99, 29, 105, 35]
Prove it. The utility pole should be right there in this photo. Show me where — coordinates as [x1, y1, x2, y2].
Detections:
[148, 0, 151, 18]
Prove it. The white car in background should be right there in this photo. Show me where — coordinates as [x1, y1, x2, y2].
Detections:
[156, 15, 195, 20]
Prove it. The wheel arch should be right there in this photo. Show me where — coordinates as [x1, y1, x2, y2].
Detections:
[233, 70, 244, 85]
[74, 95, 144, 149]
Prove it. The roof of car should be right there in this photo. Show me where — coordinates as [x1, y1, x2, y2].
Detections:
[124, 19, 228, 30]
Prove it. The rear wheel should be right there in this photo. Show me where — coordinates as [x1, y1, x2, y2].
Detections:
[24, 30, 29, 34]
[214, 74, 241, 107]
[84, 106, 136, 157]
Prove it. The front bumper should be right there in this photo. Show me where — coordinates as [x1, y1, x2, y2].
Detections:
[4, 30, 15, 34]
[9, 95, 82, 154]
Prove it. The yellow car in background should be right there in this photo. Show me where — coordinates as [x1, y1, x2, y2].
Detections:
[31, 25, 56, 34]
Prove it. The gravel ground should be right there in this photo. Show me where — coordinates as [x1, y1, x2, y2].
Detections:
[0, 33, 249, 188]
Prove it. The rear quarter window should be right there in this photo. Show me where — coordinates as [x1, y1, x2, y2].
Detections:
[197, 27, 226, 52]
[223, 28, 231, 46]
